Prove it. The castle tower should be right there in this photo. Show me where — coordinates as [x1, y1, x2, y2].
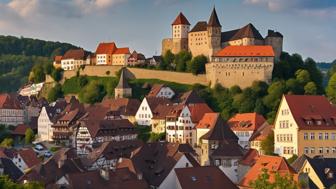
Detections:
[265, 30, 283, 61]
[207, 7, 222, 56]
[171, 12, 190, 54]
[115, 68, 132, 99]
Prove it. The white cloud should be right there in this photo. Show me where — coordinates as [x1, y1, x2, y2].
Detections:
[244, 0, 336, 18]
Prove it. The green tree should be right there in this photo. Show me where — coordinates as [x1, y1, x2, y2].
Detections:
[174, 51, 192, 72]
[229, 85, 242, 96]
[24, 128, 34, 145]
[43, 62, 53, 75]
[79, 81, 107, 104]
[285, 78, 302, 94]
[47, 83, 64, 102]
[261, 131, 274, 155]
[0, 138, 13, 147]
[161, 50, 174, 70]
[249, 168, 298, 189]
[304, 82, 317, 95]
[249, 168, 273, 189]
[29, 64, 45, 83]
[295, 69, 310, 84]
[188, 55, 208, 75]
[0, 175, 43, 189]
[77, 75, 89, 88]
[326, 73, 336, 104]
[51, 68, 63, 82]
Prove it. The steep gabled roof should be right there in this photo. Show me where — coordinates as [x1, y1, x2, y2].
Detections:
[201, 116, 238, 142]
[208, 7, 221, 27]
[145, 97, 171, 111]
[172, 12, 190, 25]
[17, 148, 41, 168]
[179, 90, 204, 104]
[231, 23, 263, 40]
[188, 103, 213, 123]
[196, 113, 220, 129]
[95, 42, 117, 54]
[239, 155, 296, 187]
[116, 68, 131, 89]
[0, 93, 22, 109]
[190, 21, 207, 32]
[221, 29, 240, 42]
[114, 47, 130, 54]
[147, 84, 166, 97]
[304, 157, 336, 188]
[284, 95, 336, 130]
[175, 166, 238, 189]
[0, 158, 23, 181]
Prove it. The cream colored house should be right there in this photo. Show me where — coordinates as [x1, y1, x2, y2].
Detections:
[274, 95, 336, 159]
[61, 49, 89, 71]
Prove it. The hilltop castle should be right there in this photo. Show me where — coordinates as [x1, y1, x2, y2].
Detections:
[162, 8, 283, 59]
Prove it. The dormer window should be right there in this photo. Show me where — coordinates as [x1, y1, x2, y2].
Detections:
[306, 120, 313, 125]
[316, 120, 322, 125]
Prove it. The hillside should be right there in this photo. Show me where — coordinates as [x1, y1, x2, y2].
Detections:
[0, 35, 80, 92]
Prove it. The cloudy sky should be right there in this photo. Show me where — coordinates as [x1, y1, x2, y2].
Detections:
[0, 0, 335, 62]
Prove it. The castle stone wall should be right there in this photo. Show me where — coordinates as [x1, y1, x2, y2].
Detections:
[49, 66, 208, 86]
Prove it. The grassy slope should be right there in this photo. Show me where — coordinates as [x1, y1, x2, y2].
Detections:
[61, 76, 193, 100]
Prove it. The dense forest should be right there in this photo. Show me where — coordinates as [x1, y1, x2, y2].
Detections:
[0, 35, 79, 92]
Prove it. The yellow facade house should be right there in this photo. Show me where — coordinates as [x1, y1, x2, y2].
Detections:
[274, 95, 336, 159]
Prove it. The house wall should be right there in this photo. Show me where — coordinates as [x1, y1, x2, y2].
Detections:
[218, 158, 240, 183]
[299, 161, 325, 189]
[274, 97, 299, 159]
[159, 155, 192, 189]
[37, 107, 54, 141]
[12, 154, 28, 172]
[196, 128, 210, 146]
[0, 108, 25, 126]
[135, 98, 153, 126]
[156, 87, 175, 99]
[151, 119, 166, 134]
[233, 131, 254, 149]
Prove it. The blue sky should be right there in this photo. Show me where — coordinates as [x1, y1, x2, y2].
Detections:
[0, 0, 335, 62]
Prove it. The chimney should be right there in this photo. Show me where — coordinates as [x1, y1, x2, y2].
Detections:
[100, 168, 110, 181]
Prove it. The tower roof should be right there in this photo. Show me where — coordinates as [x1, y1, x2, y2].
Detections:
[116, 68, 130, 89]
[208, 7, 221, 27]
[172, 12, 190, 25]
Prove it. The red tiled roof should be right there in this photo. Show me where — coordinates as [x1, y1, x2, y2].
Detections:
[239, 149, 260, 166]
[196, 113, 219, 129]
[214, 45, 275, 57]
[249, 124, 273, 142]
[175, 166, 238, 189]
[17, 148, 40, 168]
[172, 12, 190, 25]
[188, 103, 213, 123]
[12, 124, 29, 135]
[95, 42, 117, 54]
[0, 93, 22, 109]
[61, 49, 88, 60]
[284, 95, 336, 130]
[147, 84, 165, 97]
[239, 155, 297, 187]
[228, 112, 266, 132]
[114, 47, 130, 54]
[54, 56, 62, 64]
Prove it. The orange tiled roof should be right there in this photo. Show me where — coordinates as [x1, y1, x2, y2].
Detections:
[188, 103, 214, 123]
[114, 47, 130, 54]
[196, 113, 219, 129]
[239, 149, 260, 166]
[239, 155, 297, 187]
[172, 12, 190, 25]
[214, 45, 275, 57]
[228, 112, 266, 132]
[95, 42, 117, 54]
